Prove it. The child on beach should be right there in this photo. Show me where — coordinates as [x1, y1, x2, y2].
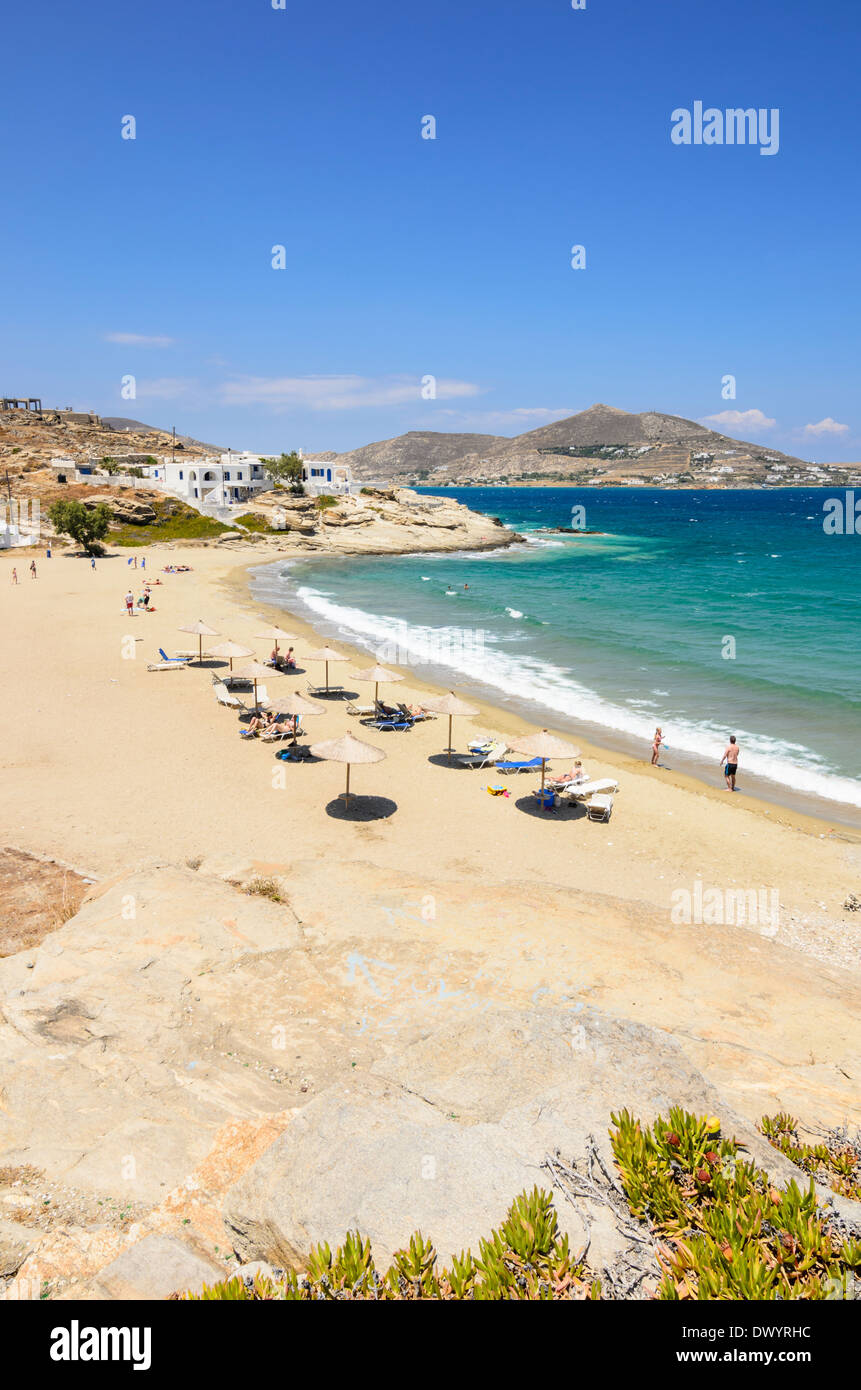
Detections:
[30, 560, 37, 579]
[651, 727, 663, 765]
[11, 568, 17, 584]
[125, 590, 134, 615]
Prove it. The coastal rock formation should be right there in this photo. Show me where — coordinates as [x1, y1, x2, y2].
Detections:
[222, 1009, 736, 1273]
[0, 860, 857, 1298]
[83, 494, 158, 525]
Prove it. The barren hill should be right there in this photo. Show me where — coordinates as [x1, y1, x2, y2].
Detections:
[312, 404, 853, 489]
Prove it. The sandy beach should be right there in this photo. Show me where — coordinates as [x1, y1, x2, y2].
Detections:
[2, 542, 860, 947]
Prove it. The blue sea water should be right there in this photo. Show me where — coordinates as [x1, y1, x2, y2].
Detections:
[248, 488, 861, 817]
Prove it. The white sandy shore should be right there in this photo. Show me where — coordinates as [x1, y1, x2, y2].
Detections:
[0, 543, 858, 944]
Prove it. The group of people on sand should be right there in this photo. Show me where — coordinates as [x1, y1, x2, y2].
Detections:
[270, 646, 296, 670]
[651, 726, 742, 791]
[10, 560, 38, 583]
[124, 586, 154, 614]
[162, 564, 193, 574]
[244, 709, 300, 737]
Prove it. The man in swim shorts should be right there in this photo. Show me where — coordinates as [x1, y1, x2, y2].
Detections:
[721, 735, 740, 791]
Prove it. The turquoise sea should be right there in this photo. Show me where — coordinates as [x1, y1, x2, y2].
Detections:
[248, 488, 861, 820]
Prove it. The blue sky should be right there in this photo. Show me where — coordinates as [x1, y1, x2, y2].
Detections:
[2, 0, 858, 458]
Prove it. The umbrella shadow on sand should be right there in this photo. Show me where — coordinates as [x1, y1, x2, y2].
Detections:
[426, 753, 474, 769]
[325, 795, 398, 822]
[513, 794, 588, 820]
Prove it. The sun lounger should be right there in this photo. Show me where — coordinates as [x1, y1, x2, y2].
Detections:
[369, 714, 414, 731]
[585, 793, 614, 822]
[260, 721, 304, 743]
[346, 702, 376, 717]
[147, 660, 188, 671]
[366, 701, 415, 731]
[457, 740, 508, 769]
[213, 681, 246, 709]
[158, 647, 187, 664]
[495, 757, 544, 775]
[306, 682, 345, 697]
[562, 778, 619, 801]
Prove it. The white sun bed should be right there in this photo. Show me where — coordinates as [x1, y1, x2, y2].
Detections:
[585, 793, 614, 822]
[563, 777, 619, 801]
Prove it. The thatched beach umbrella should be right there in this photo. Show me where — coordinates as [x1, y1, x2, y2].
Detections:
[207, 640, 255, 673]
[508, 729, 581, 802]
[420, 690, 480, 764]
[310, 730, 386, 806]
[263, 691, 324, 743]
[255, 625, 297, 659]
[178, 619, 220, 664]
[306, 645, 348, 693]
[350, 664, 405, 706]
[233, 659, 276, 709]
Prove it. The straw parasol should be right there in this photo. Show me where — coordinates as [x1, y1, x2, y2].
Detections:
[508, 728, 581, 802]
[255, 625, 297, 659]
[350, 664, 404, 706]
[233, 659, 275, 709]
[263, 691, 324, 743]
[207, 640, 255, 672]
[309, 730, 386, 805]
[305, 645, 348, 693]
[178, 619, 220, 663]
[420, 690, 480, 764]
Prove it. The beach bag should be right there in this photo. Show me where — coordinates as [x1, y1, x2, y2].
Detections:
[486, 784, 510, 798]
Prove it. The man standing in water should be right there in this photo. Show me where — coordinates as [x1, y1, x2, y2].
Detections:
[721, 735, 740, 791]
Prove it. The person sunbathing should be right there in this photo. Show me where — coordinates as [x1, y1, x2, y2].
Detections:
[555, 761, 587, 785]
[244, 711, 276, 735]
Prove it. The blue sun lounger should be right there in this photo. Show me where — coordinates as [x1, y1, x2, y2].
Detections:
[495, 757, 544, 775]
[158, 647, 187, 663]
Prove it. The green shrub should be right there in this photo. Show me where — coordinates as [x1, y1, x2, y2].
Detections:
[233, 513, 273, 533]
[171, 1109, 861, 1301]
[610, 1108, 860, 1300]
[760, 1113, 861, 1201]
[112, 497, 230, 546]
[174, 1187, 600, 1301]
[315, 494, 337, 511]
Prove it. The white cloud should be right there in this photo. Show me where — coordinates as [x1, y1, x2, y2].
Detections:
[104, 332, 175, 348]
[802, 417, 849, 436]
[701, 409, 776, 432]
[219, 375, 481, 412]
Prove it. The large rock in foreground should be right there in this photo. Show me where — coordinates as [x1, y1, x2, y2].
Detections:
[223, 1008, 758, 1273]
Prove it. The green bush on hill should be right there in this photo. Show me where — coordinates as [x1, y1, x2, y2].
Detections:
[232, 512, 273, 533]
[112, 497, 231, 546]
[174, 1109, 861, 1301]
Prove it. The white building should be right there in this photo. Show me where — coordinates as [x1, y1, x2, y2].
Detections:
[146, 452, 270, 509]
[301, 458, 353, 495]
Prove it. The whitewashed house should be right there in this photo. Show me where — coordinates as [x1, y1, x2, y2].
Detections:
[301, 458, 353, 495]
[145, 452, 271, 511]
